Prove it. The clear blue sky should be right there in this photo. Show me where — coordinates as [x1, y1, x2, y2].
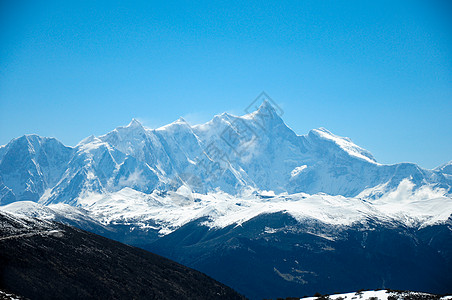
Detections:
[1, 0, 451, 169]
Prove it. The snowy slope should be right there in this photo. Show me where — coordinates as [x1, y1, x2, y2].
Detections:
[436, 160, 452, 175]
[0, 135, 72, 204]
[300, 289, 451, 300]
[78, 179, 451, 233]
[4, 176, 449, 238]
[0, 201, 109, 233]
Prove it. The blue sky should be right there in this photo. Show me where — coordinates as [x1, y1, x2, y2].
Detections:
[1, 0, 451, 169]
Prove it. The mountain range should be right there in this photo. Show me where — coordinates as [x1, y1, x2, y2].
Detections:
[1, 101, 451, 299]
[1, 101, 450, 206]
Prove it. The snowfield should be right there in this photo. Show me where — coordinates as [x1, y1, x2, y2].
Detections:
[2, 177, 450, 236]
[300, 289, 451, 300]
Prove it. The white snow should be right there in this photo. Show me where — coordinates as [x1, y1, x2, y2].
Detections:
[24, 177, 449, 236]
[301, 290, 389, 300]
[300, 289, 450, 300]
[311, 128, 378, 164]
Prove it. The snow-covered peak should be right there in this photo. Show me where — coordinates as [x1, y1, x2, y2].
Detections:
[214, 112, 234, 123]
[257, 99, 278, 115]
[76, 135, 109, 151]
[242, 100, 283, 126]
[309, 127, 377, 164]
[4, 134, 63, 152]
[0, 200, 60, 221]
[113, 119, 147, 134]
[219, 111, 233, 118]
[156, 117, 191, 131]
[2, 200, 46, 212]
[97, 119, 149, 155]
[15, 134, 42, 142]
[127, 118, 144, 128]
[77, 135, 99, 146]
[436, 160, 452, 175]
[192, 112, 233, 134]
[175, 116, 188, 123]
[1, 200, 105, 228]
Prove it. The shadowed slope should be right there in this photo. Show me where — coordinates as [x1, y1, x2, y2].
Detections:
[0, 211, 245, 300]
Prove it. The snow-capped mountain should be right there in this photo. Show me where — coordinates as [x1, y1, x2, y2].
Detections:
[436, 160, 452, 176]
[0, 135, 72, 204]
[1, 101, 450, 207]
[1, 101, 451, 299]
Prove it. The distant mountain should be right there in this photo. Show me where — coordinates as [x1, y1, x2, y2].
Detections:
[1, 101, 450, 206]
[0, 135, 72, 204]
[1, 101, 451, 299]
[436, 161, 452, 176]
[0, 210, 245, 300]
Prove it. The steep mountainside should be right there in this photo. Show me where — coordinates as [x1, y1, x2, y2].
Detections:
[0, 136, 72, 204]
[0, 210, 245, 300]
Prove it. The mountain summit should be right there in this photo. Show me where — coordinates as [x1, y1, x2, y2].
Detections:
[255, 99, 279, 117]
[0, 102, 450, 205]
[127, 118, 144, 128]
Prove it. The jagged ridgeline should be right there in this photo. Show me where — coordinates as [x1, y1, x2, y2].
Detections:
[0, 101, 450, 205]
[0, 102, 451, 300]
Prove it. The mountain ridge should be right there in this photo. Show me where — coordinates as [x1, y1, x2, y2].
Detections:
[1, 102, 450, 206]
[0, 209, 245, 300]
